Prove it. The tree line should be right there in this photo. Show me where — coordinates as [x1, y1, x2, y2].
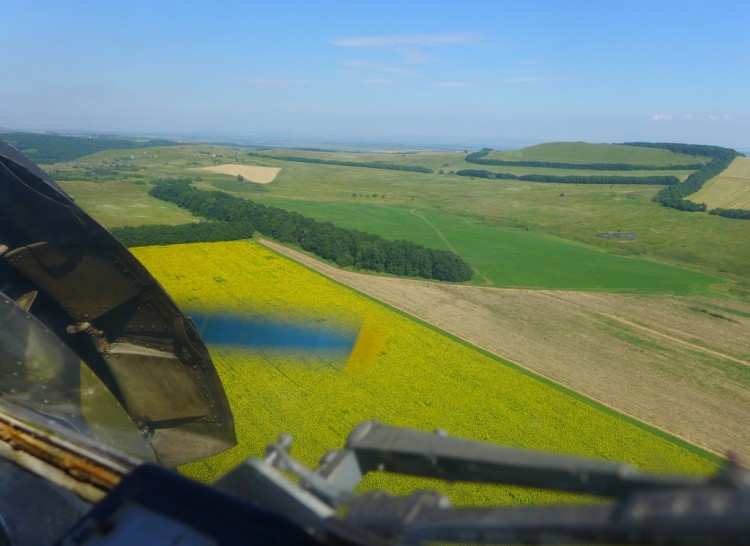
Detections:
[621, 143, 744, 213]
[462, 143, 749, 219]
[465, 148, 705, 171]
[708, 208, 750, 220]
[0, 132, 176, 163]
[111, 221, 255, 247]
[455, 168, 679, 185]
[147, 180, 473, 282]
[247, 151, 433, 173]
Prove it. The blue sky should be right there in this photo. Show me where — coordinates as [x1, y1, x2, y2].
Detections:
[2, 1, 749, 149]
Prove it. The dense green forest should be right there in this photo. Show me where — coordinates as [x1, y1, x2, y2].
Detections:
[623, 143, 744, 212]
[247, 151, 433, 173]
[148, 180, 473, 282]
[111, 221, 255, 247]
[0, 132, 176, 163]
[465, 148, 705, 171]
[455, 169, 679, 185]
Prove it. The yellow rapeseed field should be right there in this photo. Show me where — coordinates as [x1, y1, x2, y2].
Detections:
[132, 240, 718, 506]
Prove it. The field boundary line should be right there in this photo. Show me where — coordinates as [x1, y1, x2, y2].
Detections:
[536, 292, 750, 368]
[257, 238, 725, 462]
[408, 208, 493, 286]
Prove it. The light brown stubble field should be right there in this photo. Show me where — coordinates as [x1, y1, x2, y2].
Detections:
[690, 156, 750, 209]
[193, 164, 281, 183]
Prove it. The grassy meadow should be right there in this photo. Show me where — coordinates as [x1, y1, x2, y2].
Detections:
[132, 241, 719, 505]
[483, 142, 709, 165]
[62, 179, 200, 226]
[53, 141, 750, 289]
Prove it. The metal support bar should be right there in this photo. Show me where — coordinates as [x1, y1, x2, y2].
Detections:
[341, 421, 705, 498]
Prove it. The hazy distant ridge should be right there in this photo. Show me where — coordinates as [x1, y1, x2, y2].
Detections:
[0, 132, 177, 163]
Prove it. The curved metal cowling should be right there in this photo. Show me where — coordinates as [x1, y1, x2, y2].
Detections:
[0, 139, 236, 467]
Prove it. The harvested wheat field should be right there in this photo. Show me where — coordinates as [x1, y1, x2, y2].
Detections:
[194, 163, 281, 183]
[690, 156, 750, 209]
[261, 239, 750, 459]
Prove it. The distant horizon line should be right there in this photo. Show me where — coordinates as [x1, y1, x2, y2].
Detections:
[1, 126, 747, 155]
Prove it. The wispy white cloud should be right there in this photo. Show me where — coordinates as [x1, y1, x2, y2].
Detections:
[651, 114, 674, 122]
[239, 77, 308, 87]
[333, 31, 519, 88]
[702, 113, 738, 122]
[332, 32, 484, 64]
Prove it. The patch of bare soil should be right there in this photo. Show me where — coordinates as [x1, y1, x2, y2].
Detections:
[261, 239, 750, 459]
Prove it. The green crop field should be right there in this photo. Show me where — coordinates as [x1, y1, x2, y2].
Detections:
[250, 197, 725, 293]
